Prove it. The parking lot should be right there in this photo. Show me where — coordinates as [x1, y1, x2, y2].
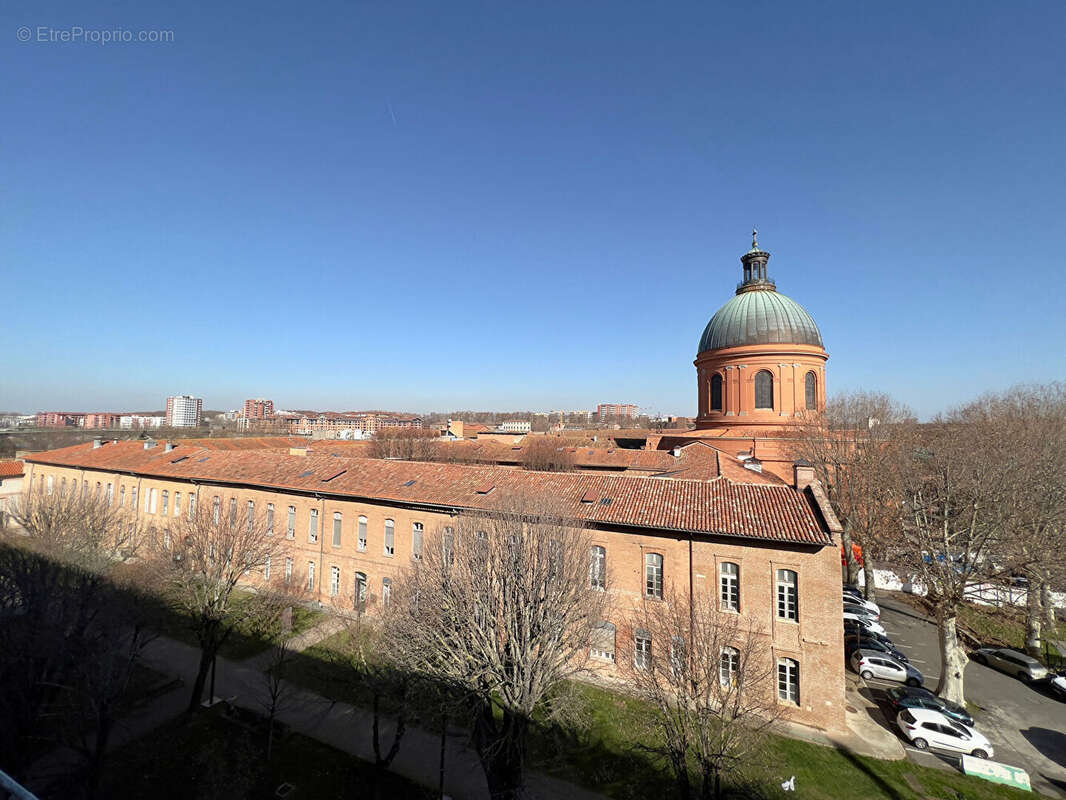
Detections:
[854, 596, 1066, 797]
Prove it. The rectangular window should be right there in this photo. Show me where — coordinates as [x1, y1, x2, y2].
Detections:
[285, 557, 293, 584]
[119, 485, 125, 507]
[149, 488, 158, 515]
[634, 629, 652, 670]
[264, 556, 271, 580]
[212, 496, 220, 524]
[411, 522, 424, 560]
[266, 503, 274, 534]
[355, 572, 368, 608]
[174, 491, 181, 516]
[357, 516, 367, 551]
[778, 658, 800, 704]
[95, 482, 101, 499]
[161, 490, 169, 516]
[382, 577, 392, 606]
[189, 493, 196, 519]
[309, 508, 319, 543]
[287, 506, 296, 539]
[776, 569, 798, 621]
[333, 512, 342, 548]
[590, 545, 606, 590]
[82, 480, 88, 499]
[644, 553, 663, 599]
[720, 562, 740, 612]
[229, 497, 237, 525]
[46, 475, 55, 495]
[131, 487, 138, 511]
[247, 500, 255, 531]
[384, 519, 395, 556]
[307, 561, 316, 591]
[106, 483, 113, 506]
[330, 566, 340, 597]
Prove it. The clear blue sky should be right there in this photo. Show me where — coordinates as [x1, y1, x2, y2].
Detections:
[3, 1, 1063, 418]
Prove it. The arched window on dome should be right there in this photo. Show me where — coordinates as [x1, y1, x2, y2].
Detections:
[755, 370, 774, 410]
[710, 373, 724, 411]
[804, 371, 817, 410]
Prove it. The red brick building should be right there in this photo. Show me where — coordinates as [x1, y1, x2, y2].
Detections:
[24, 439, 846, 732]
[244, 398, 275, 419]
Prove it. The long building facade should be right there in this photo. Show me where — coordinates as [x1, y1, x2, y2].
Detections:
[23, 438, 846, 732]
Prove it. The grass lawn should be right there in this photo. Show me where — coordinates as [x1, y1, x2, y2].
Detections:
[96, 705, 432, 799]
[282, 637, 1035, 800]
[958, 601, 1065, 657]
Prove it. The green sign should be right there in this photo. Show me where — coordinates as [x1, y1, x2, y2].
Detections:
[961, 755, 1031, 792]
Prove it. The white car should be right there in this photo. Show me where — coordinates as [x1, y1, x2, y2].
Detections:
[842, 593, 880, 616]
[896, 708, 994, 759]
[843, 610, 886, 636]
[851, 649, 924, 687]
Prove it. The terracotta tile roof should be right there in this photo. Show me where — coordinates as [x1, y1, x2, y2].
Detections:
[0, 461, 24, 478]
[25, 441, 832, 546]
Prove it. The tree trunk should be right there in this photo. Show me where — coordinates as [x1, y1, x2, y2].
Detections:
[862, 549, 878, 602]
[935, 610, 968, 705]
[439, 710, 447, 800]
[1042, 580, 1057, 628]
[473, 703, 526, 800]
[1026, 584, 1043, 658]
[187, 643, 216, 712]
[841, 523, 858, 585]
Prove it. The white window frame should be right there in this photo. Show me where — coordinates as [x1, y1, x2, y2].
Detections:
[357, 516, 368, 551]
[590, 621, 616, 662]
[634, 629, 652, 670]
[777, 658, 800, 704]
[285, 557, 293, 584]
[412, 522, 423, 561]
[161, 490, 169, 516]
[307, 560, 316, 591]
[266, 502, 274, 534]
[287, 505, 296, 539]
[776, 569, 798, 621]
[720, 561, 740, 612]
[309, 509, 319, 543]
[333, 512, 343, 548]
[382, 577, 392, 606]
[720, 646, 740, 686]
[590, 545, 606, 590]
[384, 519, 395, 556]
[330, 565, 341, 597]
[644, 553, 663, 599]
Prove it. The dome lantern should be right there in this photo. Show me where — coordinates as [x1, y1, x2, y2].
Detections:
[738, 227, 774, 293]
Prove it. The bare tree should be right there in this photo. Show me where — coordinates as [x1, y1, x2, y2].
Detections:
[520, 436, 575, 472]
[384, 494, 609, 800]
[145, 499, 290, 712]
[370, 428, 440, 461]
[620, 590, 778, 800]
[789, 392, 914, 595]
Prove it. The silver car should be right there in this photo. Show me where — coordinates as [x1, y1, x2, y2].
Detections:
[972, 647, 1048, 682]
[851, 648, 924, 687]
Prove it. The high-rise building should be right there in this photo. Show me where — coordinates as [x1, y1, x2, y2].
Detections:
[165, 395, 203, 428]
[596, 403, 639, 421]
[244, 398, 274, 419]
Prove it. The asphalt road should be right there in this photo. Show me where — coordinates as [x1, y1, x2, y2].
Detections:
[854, 596, 1066, 797]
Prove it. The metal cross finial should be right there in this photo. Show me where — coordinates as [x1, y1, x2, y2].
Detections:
[752, 227, 759, 249]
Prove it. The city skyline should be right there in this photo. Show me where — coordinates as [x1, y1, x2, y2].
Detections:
[4, 1, 1064, 419]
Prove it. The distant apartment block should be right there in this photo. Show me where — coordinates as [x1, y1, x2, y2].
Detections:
[597, 403, 639, 421]
[83, 413, 121, 429]
[35, 412, 85, 428]
[120, 414, 164, 429]
[286, 411, 423, 437]
[498, 420, 532, 433]
[165, 395, 203, 428]
[244, 398, 274, 419]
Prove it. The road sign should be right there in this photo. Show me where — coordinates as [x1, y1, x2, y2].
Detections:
[961, 755, 1031, 792]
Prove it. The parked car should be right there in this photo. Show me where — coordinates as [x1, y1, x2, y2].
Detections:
[841, 592, 880, 616]
[845, 635, 909, 663]
[844, 620, 891, 644]
[843, 611, 886, 636]
[1045, 669, 1066, 701]
[851, 649, 923, 686]
[886, 686, 974, 727]
[896, 708, 993, 759]
[972, 647, 1049, 683]
[844, 601, 880, 620]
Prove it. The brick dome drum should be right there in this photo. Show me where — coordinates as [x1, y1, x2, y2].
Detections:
[697, 289, 823, 353]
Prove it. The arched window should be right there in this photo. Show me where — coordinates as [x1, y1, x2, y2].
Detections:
[384, 519, 395, 556]
[591, 621, 616, 662]
[634, 628, 652, 670]
[357, 516, 368, 551]
[710, 373, 724, 411]
[804, 371, 817, 410]
[355, 572, 368, 608]
[777, 658, 800, 704]
[589, 545, 606, 590]
[720, 646, 740, 686]
[382, 577, 392, 606]
[755, 370, 774, 410]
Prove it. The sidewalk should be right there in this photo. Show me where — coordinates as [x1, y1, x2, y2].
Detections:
[128, 623, 606, 800]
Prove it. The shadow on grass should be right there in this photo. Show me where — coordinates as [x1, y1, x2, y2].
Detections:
[834, 745, 906, 800]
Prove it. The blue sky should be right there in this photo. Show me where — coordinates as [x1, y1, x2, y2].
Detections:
[3, 1, 1063, 418]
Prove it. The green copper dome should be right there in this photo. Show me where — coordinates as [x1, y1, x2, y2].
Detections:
[697, 289, 823, 353]
[697, 232, 823, 354]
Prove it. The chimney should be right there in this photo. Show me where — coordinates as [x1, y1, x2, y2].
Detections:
[793, 459, 815, 491]
[92, 438, 102, 449]
[144, 440, 157, 450]
[164, 441, 174, 452]
[289, 447, 309, 457]
[111, 438, 118, 445]
[672, 446, 682, 458]
[743, 457, 763, 473]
